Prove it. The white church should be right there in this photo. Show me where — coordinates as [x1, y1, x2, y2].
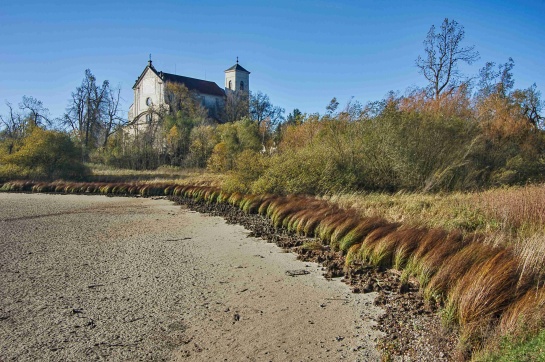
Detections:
[128, 58, 250, 126]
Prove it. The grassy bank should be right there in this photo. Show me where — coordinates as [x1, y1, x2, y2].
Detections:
[1, 179, 543, 360]
[85, 163, 225, 186]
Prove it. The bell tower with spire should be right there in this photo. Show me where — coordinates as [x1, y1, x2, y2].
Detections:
[224, 57, 250, 93]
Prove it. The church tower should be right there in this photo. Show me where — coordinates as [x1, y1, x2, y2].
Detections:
[224, 58, 250, 93]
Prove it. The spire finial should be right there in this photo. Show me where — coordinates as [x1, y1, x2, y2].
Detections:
[148, 54, 152, 67]
[236, 56, 239, 64]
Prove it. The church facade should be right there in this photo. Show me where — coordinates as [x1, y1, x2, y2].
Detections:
[128, 59, 250, 128]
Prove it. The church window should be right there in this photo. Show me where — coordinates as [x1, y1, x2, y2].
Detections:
[146, 97, 152, 106]
[240, 81, 244, 91]
[228, 80, 232, 89]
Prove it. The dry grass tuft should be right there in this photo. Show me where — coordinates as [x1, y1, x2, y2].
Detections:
[315, 211, 355, 242]
[302, 207, 337, 236]
[294, 207, 329, 235]
[477, 184, 545, 233]
[270, 198, 312, 228]
[339, 217, 391, 253]
[425, 242, 498, 304]
[514, 233, 545, 286]
[357, 223, 403, 264]
[345, 242, 363, 266]
[498, 287, 545, 339]
[413, 230, 466, 288]
[449, 248, 532, 344]
[330, 217, 362, 251]
[392, 227, 429, 270]
[367, 225, 421, 269]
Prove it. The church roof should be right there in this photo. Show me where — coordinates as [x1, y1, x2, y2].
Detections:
[224, 63, 250, 74]
[132, 61, 225, 97]
[161, 73, 225, 97]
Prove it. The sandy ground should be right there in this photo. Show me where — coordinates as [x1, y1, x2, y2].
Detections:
[0, 193, 383, 361]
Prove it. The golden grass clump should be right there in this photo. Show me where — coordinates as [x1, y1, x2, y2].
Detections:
[240, 194, 262, 213]
[357, 223, 404, 265]
[216, 190, 231, 203]
[392, 227, 430, 270]
[270, 198, 311, 228]
[448, 248, 532, 344]
[315, 211, 354, 243]
[301, 207, 336, 237]
[498, 287, 545, 339]
[478, 184, 545, 233]
[345, 242, 363, 266]
[264, 196, 288, 218]
[412, 230, 465, 288]
[338, 216, 390, 253]
[280, 198, 326, 230]
[285, 209, 309, 232]
[256, 195, 276, 215]
[424, 241, 498, 304]
[514, 233, 545, 286]
[329, 216, 361, 251]
[31, 183, 48, 193]
[227, 192, 244, 206]
[366, 225, 423, 269]
[294, 207, 326, 235]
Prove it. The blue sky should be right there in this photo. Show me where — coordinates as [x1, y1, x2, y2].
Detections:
[1, 0, 544, 120]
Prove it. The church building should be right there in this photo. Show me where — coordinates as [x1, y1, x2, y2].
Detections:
[128, 58, 250, 127]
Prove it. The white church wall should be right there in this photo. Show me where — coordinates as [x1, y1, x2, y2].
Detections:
[134, 68, 163, 118]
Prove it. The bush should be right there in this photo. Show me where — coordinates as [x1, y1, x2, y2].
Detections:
[0, 127, 88, 181]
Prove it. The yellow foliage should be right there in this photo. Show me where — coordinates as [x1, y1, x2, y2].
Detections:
[207, 142, 229, 172]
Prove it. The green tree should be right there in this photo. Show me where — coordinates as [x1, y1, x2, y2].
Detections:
[207, 117, 261, 172]
[249, 91, 285, 146]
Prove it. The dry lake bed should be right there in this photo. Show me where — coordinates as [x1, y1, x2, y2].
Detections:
[0, 193, 383, 361]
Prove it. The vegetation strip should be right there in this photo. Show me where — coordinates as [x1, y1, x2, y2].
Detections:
[1, 180, 543, 360]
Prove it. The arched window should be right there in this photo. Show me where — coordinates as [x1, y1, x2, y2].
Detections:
[228, 80, 232, 89]
[240, 81, 244, 91]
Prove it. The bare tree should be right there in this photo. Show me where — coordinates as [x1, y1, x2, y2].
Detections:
[513, 84, 544, 129]
[416, 18, 479, 98]
[63, 69, 109, 160]
[0, 102, 26, 154]
[222, 90, 249, 122]
[19, 96, 50, 127]
[102, 85, 125, 147]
